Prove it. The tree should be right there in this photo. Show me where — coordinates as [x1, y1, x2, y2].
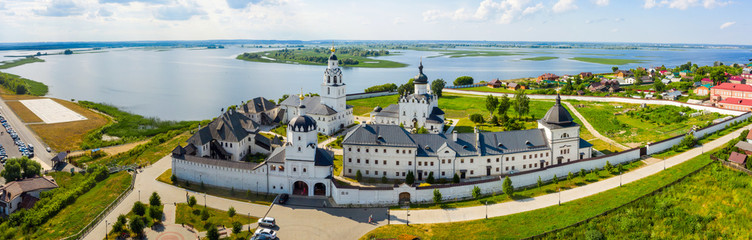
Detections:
[612, 66, 619, 72]
[497, 94, 511, 116]
[490, 115, 499, 126]
[431, 79, 446, 98]
[469, 113, 485, 125]
[206, 225, 220, 240]
[604, 161, 613, 173]
[232, 221, 242, 234]
[188, 196, 197, 207]
[356, 170, 363, 182]
[453, 173, 460, 183]
[381, 175, 388, 183]
[112, 214, 126, 233]
[433, 189, 442, 203]
[63, 49, 73, 55]
[502, 176, 514, 196]
[472, 186, 481, 199]
[1, 157, 41, 182]
[513, 89, 530, 119]
[132, 201, 146, 216]
[568, 172, 574, 182]
[485, 95, 499, 117]
[149, 192, 161, 207]
[454, 76, 474, 86]
[129, 216, 145, 236]
[0, 160, 21, 182]
[537, 176, 543, 189]
[553, 174, 559, 185]
[426, 172, 435, 184]
[15, 85, 27, 95]
[405, 171, 415, 185]
[149, 206, 163, 222]
[228, 206, 236, 217]
[653, 80, 666, 93]
[201, 207, 210, 221]
[398, 79, 415, 96]
[415, 126, 429, 134]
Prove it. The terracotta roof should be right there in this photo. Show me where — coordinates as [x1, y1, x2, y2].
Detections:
[718, 98, 752, 107]
[729, 152, 747, 165]
[747, 130, 752, 141]
[712, 83, 752, 92]
[0, 176, 58, 203]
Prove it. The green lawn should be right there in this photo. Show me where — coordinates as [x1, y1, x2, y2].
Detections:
[569, 57, 646, 65]
[361, 150, 715, 240]
[175, 203, 257, 232]
[0, 57, 45, 69]
[236, 48, 407, 68]
[271, 124, 288, 136]
[33, 171, 132, 240]
[401, 161, 643, 210]
[165, 169, 276, 206]
[79, 131, 191, 167]
[347, 94, 399, 116]
[541, 162, 752, 239]
[521, 56, 558, 61]
[439, 94, 555, 133]
[333, 155, 343, 176]
[0, 71, 48, 96]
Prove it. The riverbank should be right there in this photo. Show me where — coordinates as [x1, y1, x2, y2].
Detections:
[236, 48, 407, 68]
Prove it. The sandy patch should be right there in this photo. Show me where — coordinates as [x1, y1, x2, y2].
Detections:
[20, 99, 87, 124]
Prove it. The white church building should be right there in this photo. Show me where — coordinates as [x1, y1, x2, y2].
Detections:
[344, 95, 593, 181]
[172, 97, 334, 197]
[370, 61, 445, 133]
[279, 48, 354, 135]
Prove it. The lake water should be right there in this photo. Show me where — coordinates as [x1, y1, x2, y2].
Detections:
[1, 46, 749, 121]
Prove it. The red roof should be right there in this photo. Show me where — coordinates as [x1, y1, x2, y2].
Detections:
[730, 76, 744, 81]
[711, 83, 752, 92]
[719, 98, 752, 106]
[729, 152, 747, 165]
[747, 130, 752, 140]
[701, 78, 713, 83]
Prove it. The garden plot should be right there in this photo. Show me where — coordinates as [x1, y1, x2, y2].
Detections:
[19, 99, 87, 124]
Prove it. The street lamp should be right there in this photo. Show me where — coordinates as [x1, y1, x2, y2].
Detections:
[387, 208, 390, 225]
[204, 193, 207, 207]
[619, 171, 622, 187]
[406, 206, 410, 226]
[248, 212, 251, 232]
[485, 201, 488, 219]
[105, 220, 108, 240]
[558, 188, 561, 206]
[663, 157, 666, 170]
[138, 190, 141, 202]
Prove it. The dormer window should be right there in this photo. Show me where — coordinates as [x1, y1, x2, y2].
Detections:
[561, 133, 569, 138]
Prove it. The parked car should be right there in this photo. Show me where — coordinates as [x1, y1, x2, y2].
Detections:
[250, 235, 274, 240]
[253, 228, 277, 238]
[257, 217, 276, 228]
[46, 147, 51, 152]
[278, 194, 289, 205]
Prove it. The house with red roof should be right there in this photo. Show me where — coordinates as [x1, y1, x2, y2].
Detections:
[536, 73, 559, 83]
[729, 75, 745, 84]
[710, 83, 752, 111]
[701, 78, 713, 85]
[487, 79, 503, 88]
[728, 151, 747, 166]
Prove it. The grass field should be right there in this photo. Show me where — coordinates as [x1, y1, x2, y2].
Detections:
[237, 48, 407, 68]
[30, 171, 132, 240]
[0, 57, 45, 69]
[0, 71, 48, 96]
[28, 99, 110, 151]
[6, 101, 43, 122]
[347, 94, 399, 116]
[522, 56, 558, 61]
[569, 57, 646, 65]
[361, 150, 715, 240]
[570, 101, 724, 147]
[333, 155, 343, 176]
[163, 168, 276, 206]
[175, 203, 257, 232]
[541, 162, 752, 239]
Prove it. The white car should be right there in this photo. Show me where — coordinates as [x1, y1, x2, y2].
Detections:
[254, 228, 277, 238]
[257, 217, 276, 228]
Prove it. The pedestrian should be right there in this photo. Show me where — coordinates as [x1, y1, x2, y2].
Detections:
[368, 214, 373, 224]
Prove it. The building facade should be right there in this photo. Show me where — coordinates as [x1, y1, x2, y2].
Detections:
[187, 109, 272, 162]
[346, 95, 592, 180]
[711, 83, 752, 111]
[279, 48, 354, 135]
[0, 176, 58, 216]
[370, 61, 445, 133]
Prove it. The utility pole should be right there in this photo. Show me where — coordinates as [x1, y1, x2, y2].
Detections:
[620, 171, 622, 187]
[138, 190, 141, 202]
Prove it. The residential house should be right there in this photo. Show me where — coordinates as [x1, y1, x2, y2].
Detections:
[729, 76, 746, 84]
[679, 70, 691, 77]
[742, 68, 752, 80]
[615, 70, 633, 78]
[487, 79, 503, 88]
[701, 78, 714, 85]
[576, 90, 585, 95]
[624, 77, 636, 85]
[728, 152, 747, 166]
[659, 70, 671, 76]
[187, 109, 272, 162]
[694, 84, 712, 96]
[589, 80, 620, 93]
[661, 78, 672, 85]
[662, 91, 682, 100]
[537, 73, 559, 83]
[734, 135, 752, 155]
[710, 83, 752, 109]
[716, 98, 752, 112]
[507, 82, 525, 91]
[579, 72, 593, 79]
[0, 176, 58, 216]
[641, 76, 653, 84]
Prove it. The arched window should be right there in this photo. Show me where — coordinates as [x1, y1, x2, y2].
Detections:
[334, 76, 337, 83]
[561, 133, 570, 138]
[328, 76, 331, 83]
[328, 87, 330, 94]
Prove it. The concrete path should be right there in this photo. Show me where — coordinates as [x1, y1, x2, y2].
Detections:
[443, 118, 460, 134]
[388, 124, 750, 225]
[83, 155, 385, 240]
[562, 101, 630, 150]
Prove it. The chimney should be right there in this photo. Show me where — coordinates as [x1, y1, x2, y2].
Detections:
[474, 128, 480, 150]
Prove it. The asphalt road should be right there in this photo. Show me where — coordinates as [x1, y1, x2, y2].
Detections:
[0, 97, 60, 171]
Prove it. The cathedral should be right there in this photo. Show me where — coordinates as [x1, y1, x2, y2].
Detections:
[279, 47, 354, 135]
[370, 61, 445, 133]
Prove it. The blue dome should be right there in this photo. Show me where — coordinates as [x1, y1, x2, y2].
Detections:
[289, 115, 317, 132]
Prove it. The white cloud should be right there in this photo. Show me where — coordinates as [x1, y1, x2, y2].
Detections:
[644, 0, 730, 9]
[422, 0, 547, 24]
[719, 21, 735, 29]
[154, 3, 207, 21]
[594, 0, 609, 6]
[668, 0, 697, 10]
[393, 17, 404, 25]
[33, 0, 86, 17]
[703, 0, 730, 8]
[553, 0, 578, 13]
[643, 0, 658, 8]
[522, 3, 544, 15]
[97, 7, 113, 17]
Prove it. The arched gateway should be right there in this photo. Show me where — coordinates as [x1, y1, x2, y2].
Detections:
[293, 181, 308, 196]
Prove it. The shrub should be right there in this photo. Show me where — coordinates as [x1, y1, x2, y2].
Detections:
[580, 168, 586, 177]
[132, 201, 146, 216]
[426, 172, 435, 184]
[149, 192, 161, 206]
[170, 174, 177, 184]
[453, 173, 460, 183]
[228, 206, 236, 217]
[433, 189, 442, 203]
[129, 216, 145, 236]
[206, 224, 220, 240]
[454, 76, 474, 86]
[149, 206, 163, 222]
[503, 176, 514, 196]
[406, 171, 415, 185]
[469, 113, 485, 125]
[232, 221, 242, 234]
[604, 161, 613, 173]
[553, 174, 559, 185]
[188, 196, 197, 207]
[472, 186, 481, 199]
[364, 83, 398, 93]
[201, 207, 210, 221]
[356, 170, 362, 182]
[568, 172, 574, 182]
[381, 176, 388, 184]
[537, 176, 543, 189]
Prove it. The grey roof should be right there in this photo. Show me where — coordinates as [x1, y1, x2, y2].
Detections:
[735, 141, 752, 152]
[266, 147, 286, 164]
[329, 52, 337, 61]
[431, 107, 445, 116]
[242, 97, 276, 114]
[403, 93, 432, 103]
[345, 124, 550, 157]
[308, 103, 337, 115]
[177, 154, 262, 171]
[541, 95, 575, 127]
[425, 114, 444, 124]
[279, 95, 321, 108]
[579, 138, 593, 148]
[342, 124, 418, 147]
[261, 147, 333, 167]
[0, 176, 58, 203]
[373, 104, 399, 118]
[188, 110, 259, 145]
[254, 134, 272, 151]
[289, 114, 317, 132]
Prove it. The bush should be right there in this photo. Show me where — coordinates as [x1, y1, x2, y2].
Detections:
[149, 192, 161, 206]
[201, 207, 210, 221]
[426, 172, 435, 184]
[206, 224, 220, 240]
[469, 113, 485, 125]
[228, 206, 236, 217]
[129, 216, 145, 236]
[188, 196, 197, 207]
[232, 221, 242, 234]
[170, 174, 177, 184]
[454, 76, 474, 86]
[356, 170, 362, 182]
[537, 176, 543, 189]
[149, 206, 163, 222]
[433, 189, 442, 203]
[406, 171, 415, 185]
[553, 174, 559, 185]
[381, 176, 388, 184]
[132, 201, 146, 216]
[453, 173, 460, 183]
[503, 176, 514, 196]
[472, 186, 481, 199]
[364, 83, 398, 93]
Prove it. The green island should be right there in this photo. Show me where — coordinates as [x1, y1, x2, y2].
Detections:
[0, 57, 48, 96]
[569, 57, 646, 65]
[424, 49, 522, 58]
[521, 56, 559, 61]
[0, 57, 45, 70]
[360, 149, 720, 240]
[236, 47, 407, 68]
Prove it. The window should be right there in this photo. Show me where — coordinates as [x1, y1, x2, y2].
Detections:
[512, 166, 515, 170]
[535, 154, 537, 158]
[523, 155, 526, 160]
[396, 150, 399, 154]
[409, 150, 412, 154]
[505, 167, 509, 171]
[396, 172, 399, 176]
[375, 160, 379, 164]
[402, 172, 406, 177]
[383, 171, 386, 176]
[409, 162, 412, 166]
[546, 152, 549, 157]
[430, 162, 434, 166]
[298, 136, 301, 141]
[487, 159, 490, 163]
[357, 159, 360, 163]
[348, 148, 351, 152]
[357, 148, 360, 152]
[348, 169, 352, 173]
[348, 158, 352, 163]
[303, 168, 307, 172]
[384, 161, 387, 165]
[419, 162, 422, 166]
[506, 157, 509, 161]
[496, 167, 499, 172]
[496, 158, 500, 162]
[375, 149, 378, 153]
[461, 159, 464, 163]
[470, 170, 474, 175]
[442, 159, 445, 164]
[470, 159, 474, 163]
[396, 161, 400, 165]
[402, 150, 406, 154]
[298, 147, 301, 152]
[448, 159, 451, 163]
[523, 165, 526, 169]
[366, 160, 369, 164]
[366, 170, 369, 175]
[512, 157, 515, 161]
[293, 168, 297, 172]
[534, 163, 537, 167]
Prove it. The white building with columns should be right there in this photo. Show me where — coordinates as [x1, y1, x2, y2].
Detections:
[370, 61, 445, 133]
[345, 95, 592, 181]
[172, 98, 334, 197]
[279, 48, 354, 135]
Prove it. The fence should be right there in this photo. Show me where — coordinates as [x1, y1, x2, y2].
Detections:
[712, 155, 752, 176]
[444, 83, 486, 89]
[345, 91, 397, 100]
[61, 170, 137, 240]
[523, 158, 715, 240]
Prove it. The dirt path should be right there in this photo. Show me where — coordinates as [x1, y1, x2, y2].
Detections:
[562, 101, 630, 150]
[67, 140, 149, 157]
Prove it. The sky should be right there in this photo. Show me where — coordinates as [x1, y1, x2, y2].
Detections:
[0, 0, 749, 45]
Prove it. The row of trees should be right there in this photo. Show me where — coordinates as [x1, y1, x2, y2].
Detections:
[0, 157, 41, 182]
[364, 83, 398, 93]
[396, 78, 446, 98]
[0, 72, 31, 95]
[111, 192, 164, 238]
[467, 89, 530, 130]
[431, 177, 515, 204]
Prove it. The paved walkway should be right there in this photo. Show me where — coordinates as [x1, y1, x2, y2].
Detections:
[388, 124, 751, 225]
[443, 118, 459, 134]
[562, 101, 630, 150]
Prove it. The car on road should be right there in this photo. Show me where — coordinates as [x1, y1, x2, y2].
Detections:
[257, 217, 276, 228]
[278, 194, 289, 205]
[253, 228, 277, 239]
[46, 147, 51, 152]
[250, 235, 274, 240]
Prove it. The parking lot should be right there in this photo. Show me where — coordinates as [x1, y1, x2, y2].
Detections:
[0, 113, 37, 182]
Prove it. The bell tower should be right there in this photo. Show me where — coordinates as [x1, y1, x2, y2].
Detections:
[321, 46, 346, 112]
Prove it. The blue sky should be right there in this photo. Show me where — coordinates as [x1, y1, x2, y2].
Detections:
[0, 0, 748, 45]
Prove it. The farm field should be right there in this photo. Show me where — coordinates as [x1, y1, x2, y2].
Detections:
[568, 100, 725, 147]
[539, 163, 752, 239]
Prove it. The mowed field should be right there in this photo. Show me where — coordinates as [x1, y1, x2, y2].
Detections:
[3, 95, 110, 151]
